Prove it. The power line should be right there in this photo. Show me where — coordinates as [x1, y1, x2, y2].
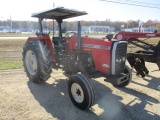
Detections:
[121, 0, 160, 6]
[100, 0, 160, 9]
[100, 0, 160, 8]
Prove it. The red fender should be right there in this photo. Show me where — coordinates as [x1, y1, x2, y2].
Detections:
[26, 36, 56, 66]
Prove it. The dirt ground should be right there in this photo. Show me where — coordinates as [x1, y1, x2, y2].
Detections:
[0, 62, 160, 120]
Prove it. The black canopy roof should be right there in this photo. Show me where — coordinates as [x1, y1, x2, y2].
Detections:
[32, 7, 88, 20]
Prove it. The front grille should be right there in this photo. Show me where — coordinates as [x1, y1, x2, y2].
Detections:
[115, 42, 127, 74]
[111, 41, 127, 75]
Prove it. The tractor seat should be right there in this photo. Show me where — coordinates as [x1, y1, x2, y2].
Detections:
[52, 37, 62, 43]
[52, 37, 67, 49]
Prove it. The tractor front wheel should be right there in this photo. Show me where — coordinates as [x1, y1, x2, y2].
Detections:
[23, 40, 53, 83]
[68, 74, 95, 110]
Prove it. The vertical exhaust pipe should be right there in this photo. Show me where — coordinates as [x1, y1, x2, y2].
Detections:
[77, 21, 81, 50]
[38, 18, 43, 33]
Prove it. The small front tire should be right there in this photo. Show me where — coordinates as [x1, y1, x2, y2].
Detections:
[68, 74, 95, 110]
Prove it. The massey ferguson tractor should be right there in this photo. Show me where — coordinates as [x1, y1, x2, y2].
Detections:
[23, 7, 132, 110]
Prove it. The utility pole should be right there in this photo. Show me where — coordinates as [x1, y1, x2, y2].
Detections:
[10, 15, 12, 32]
[53, 2, 55, 36]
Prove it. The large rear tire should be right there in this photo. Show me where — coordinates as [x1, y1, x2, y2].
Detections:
[23, 40, 53, 83]
[68, 74, 95, 110]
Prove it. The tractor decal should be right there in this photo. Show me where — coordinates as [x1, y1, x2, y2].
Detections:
[82, 44, 111, 50]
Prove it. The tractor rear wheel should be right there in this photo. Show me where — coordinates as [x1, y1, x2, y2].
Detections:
[68, 74, 95, 110]
[114, 65, 132, 87]
[23, 40, 53, 83]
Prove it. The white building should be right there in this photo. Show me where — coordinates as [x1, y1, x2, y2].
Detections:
[123, 26, 157, 33]
[0, 26, 10, 32]
[122, 22, 158, 33]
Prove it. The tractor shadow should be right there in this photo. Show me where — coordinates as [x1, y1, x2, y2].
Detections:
[90, 78, 160, 120]
[131, 69, 160, 92]
[27, 73, 160, 120]
[27, 76, 99, 120]
[114, 86, 160, 120]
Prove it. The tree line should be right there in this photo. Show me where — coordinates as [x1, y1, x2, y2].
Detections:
[0, 19, 160, 32]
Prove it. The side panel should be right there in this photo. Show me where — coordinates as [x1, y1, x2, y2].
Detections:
[26, 36, 56, 66]
[66, 36, 112, 74]
[91, 48, 111, 74]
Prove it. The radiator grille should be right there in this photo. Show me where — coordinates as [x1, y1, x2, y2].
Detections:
[115, 42, 127, 74]
[111, 41, 127, 75]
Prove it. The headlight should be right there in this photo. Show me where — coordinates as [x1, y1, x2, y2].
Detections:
[116, 57, 125, 63]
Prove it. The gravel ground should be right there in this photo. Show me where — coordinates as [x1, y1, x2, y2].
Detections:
[0, 62, 160, 120]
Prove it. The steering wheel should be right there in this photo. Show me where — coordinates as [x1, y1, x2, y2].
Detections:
[63, 32, 77, 41]
[43, 31, 50, 36]
[35, 31, 50, 36]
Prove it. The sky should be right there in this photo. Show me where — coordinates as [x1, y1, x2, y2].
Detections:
[0, 0, 160, 22]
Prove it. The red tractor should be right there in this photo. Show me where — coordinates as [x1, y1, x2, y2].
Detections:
[23, 7, 132, 110]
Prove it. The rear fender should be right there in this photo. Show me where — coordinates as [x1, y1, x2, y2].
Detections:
[26, 36, 56, 66]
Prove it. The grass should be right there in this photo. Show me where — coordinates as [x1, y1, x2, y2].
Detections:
[0, 33, 35, 37]
[139, 38, 160, 44]
[0, 59, 23, 70]
[0, 37, 24, 70]
[0, 32, 105, 37]
[127, 38, 160, 52]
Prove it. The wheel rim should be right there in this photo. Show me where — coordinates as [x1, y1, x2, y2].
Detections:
[25, 50, 37, 75]
[71, 83, 84, 103]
